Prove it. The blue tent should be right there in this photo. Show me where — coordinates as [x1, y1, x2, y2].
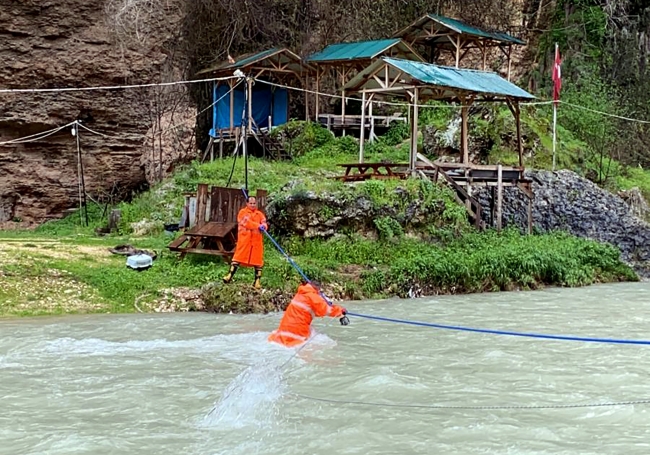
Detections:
[210, 83, 289, 137]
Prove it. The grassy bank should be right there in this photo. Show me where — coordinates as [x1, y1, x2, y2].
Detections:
[0, 227, 636, 317]
[0, 121, 642, 317]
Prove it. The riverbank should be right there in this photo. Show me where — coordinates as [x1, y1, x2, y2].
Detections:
[0, 228, 637, 317]
[1, 121, 647, 317]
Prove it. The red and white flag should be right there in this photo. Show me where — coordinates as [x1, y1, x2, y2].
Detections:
[552, 44, 562, 104]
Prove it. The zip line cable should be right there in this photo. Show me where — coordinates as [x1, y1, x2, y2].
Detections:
[293, 393, 650, 411]
[0, 75, 238, 94]
[254, 78, 650, 124]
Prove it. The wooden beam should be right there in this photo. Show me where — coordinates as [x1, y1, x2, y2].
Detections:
[359, 90, 367, 163]
[315, 72, 320, 121]
[514, 101, 523, 167]
[460, 96, 469, 164]
[410, 88, 419, 173]
[196, 184, 208, 226]
[496, 164, 503, 232]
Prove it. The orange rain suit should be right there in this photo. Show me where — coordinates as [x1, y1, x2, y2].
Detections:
[232, 206, 267, 267]
[268, 283, 346, 347]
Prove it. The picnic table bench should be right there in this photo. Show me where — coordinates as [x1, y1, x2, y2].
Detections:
[168, 185, 267, 260]
[335, 162, 409, 182]
[168, 221, 238, 259]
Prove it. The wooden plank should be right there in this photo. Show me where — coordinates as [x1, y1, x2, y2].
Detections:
[196, 184, 208, 226]
[188, 197, 197, 228]
[497, 164, 503, 232]
[168, 234, 189, 250]
[176, 248, 234, 257]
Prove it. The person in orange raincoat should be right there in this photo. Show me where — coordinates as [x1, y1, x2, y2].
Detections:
[268, 280, 347, 347]
[223, 196, 268, 288]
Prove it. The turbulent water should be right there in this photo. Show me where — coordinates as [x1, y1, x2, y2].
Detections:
[2, 282, 650, 454]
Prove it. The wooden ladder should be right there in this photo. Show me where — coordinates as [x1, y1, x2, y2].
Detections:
[417, 154, 484, 230]
[255, 129, 291, 160]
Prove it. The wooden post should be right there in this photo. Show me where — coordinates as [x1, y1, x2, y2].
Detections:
[507, 44, 512, 81]
[410, 88, 419, 173]
[527, 196, 533, 234]
[108, 209, 121, 233]
[461, 97, 469, 164]
[515, 101, 523, 167]
[229, 79, 235, 133]
[359, 90, 366, 163]
[490, 186, 496, 227]
[481, 42, 487, 70]
[341, 89, 347, 136]
[247, 78, 253, 132]
[196, 183, 209, 226]
[219, 135, 223, 159]
[304, 76, 309, 121]
[315, 71, 320, 122]
[455, 36, 461, 67]
[369, 100, 375, 142]
[496, 164, 503, 232]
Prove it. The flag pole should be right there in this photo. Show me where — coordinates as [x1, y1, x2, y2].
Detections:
[552, 43, 558, 172]
[552, 96, 557, 171]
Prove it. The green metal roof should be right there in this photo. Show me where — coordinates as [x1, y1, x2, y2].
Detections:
[345, 57, 534, 100]
[394, 14, 525, 46]
[196, 48, 309, 76]
[428, 14, 525, 44]
[231, 48, 282, 68]
[307, 39, 404, 62]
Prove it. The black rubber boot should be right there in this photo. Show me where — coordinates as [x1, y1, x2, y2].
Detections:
[253, 268, 263, 289]
[223, 263, 239, 284]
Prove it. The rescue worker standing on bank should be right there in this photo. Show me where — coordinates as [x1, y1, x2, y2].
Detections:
[223, 196, 268, 289]
[268, 280, 347, 347]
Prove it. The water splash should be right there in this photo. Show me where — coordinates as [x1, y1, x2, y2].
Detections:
[202, 359, 287, 429]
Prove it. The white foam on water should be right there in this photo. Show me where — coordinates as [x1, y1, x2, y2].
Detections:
[200, 331, 337, 430]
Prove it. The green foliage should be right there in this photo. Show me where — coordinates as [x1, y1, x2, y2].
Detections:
[374, 216, 403, 239]
[617, 167, 650, 202]
[382, 122, 410, 146]
[418, 101, 455, 129]
[271, 121, 334, 157]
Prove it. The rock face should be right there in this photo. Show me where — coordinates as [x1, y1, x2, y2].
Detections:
[474, 170, 650, 276]
[0, 0, 191, 222]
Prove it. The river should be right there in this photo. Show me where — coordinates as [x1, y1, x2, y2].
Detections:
[2, 282, 650, 454]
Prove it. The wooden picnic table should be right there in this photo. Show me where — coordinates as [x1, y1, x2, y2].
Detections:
[335, 162, 409, 181]
[168, 221, 238, 259]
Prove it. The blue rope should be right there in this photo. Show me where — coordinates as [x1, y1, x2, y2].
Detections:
[242, 188, 650, 346]
[344, 312, 650, 345]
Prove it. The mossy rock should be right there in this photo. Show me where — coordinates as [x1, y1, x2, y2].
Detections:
[200, 282, 294, 314]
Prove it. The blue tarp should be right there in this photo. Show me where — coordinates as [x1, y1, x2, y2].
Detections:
[210, 84, 288, 137]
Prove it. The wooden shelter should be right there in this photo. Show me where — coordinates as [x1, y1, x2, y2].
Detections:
[168, 185, 268, 259]
[343, 56, 536, 232]
[393, 14, 525, 80]
[196, 48, 313, 160]
[305, 39, 424, 132]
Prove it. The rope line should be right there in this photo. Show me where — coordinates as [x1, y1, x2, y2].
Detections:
[255, 78, 650, 123]
[0, 75, 238, 94]
[345, 312, 650, 345]
[0, 121, 76, 145]
[294, 393, 650, 410]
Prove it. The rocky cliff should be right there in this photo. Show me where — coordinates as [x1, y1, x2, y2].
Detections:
[0, 0, 190, 223]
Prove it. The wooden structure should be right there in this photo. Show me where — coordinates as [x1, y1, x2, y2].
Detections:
[393, 14, 526, 80]
[168, 185, 267, 259]
[306, 39, 423, 133]
[417, 156, 533, 231]
[196, 48, 314, 160]
[335, 162, 409, 182]
[343, 57, 535, 232]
